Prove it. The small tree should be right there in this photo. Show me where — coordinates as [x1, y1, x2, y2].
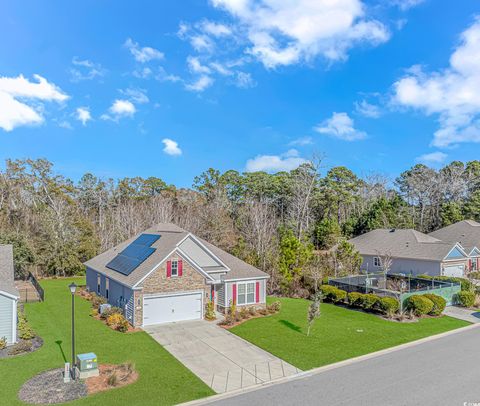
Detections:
[307, 293, 322, 336]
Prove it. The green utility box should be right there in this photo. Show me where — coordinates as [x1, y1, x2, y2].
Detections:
[76, 353, 98, 372]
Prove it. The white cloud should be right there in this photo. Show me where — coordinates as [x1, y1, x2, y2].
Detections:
[187, 56, 211, 74]
[416, 151, 447, 164]
[76, 107, 91, 126]
[162, 138, 182, 156]
[133, 67, 153, 79]
[392, 0, 425, 11]
[185, 75, 214, 92]
[124, 38, 164, 63]
[0, 74, 69, 131]
[246, 149, 306, 172]
[120, 87, 149, 104]
[70, 57, 106, 82]
[156, 67, 182, 83]
[314, 112, 367, 141]
[393, 18, 480, 147]
[210, 0, 390, 68]
[101, 99, 136, 121]
[289, 136, 314, 146]
[201, 21, 232, 37]
[235, 71, 256, 88]
[190, 35, 215, 52]
[355, 99, 381, 118]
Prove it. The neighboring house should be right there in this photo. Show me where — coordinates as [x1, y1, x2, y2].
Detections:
[85, 223, 269, 327]
[429, 220, 480, 272]
[349, 229, 469, 277]
[0, 245, 19, 345]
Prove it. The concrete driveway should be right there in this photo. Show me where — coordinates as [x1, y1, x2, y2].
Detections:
[443, 305, 480, 323]
[144, 320, 300, 393]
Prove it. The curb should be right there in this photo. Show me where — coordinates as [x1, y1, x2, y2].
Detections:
[179, 321, 480, 406]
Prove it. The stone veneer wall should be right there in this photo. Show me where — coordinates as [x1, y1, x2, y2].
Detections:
[133, 253, 208, 326]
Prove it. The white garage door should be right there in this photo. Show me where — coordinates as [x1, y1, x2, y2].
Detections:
[443, 264, 464, 277]
[143, 292, 202, 326]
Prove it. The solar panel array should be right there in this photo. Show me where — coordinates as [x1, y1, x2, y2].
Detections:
[106, 233, 161, 276]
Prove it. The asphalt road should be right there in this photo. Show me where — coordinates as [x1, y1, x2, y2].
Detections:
[206, 326, 480, 406]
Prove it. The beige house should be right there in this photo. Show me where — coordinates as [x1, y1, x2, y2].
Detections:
[85, 223, 269, 327]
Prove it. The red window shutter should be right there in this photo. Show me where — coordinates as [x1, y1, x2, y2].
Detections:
[477, 258, 480, 269]
[256, 281, 260, 303]
[469, 259, 472, 270]
[166, 260, 172, 277]
[178, 260, 183, 277]
[211, 286, 215, 301]
[232, 284, 237, 305]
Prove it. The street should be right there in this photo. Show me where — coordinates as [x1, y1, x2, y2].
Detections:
[206, 326, 480, 406]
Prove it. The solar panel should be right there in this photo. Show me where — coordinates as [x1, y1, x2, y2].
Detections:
[106, 233, 161, 276]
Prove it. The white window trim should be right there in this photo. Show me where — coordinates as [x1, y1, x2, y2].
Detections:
[373, 257, 381, 267]
[97, 274, 101, 294]
[171, 259, 178, 277]
[236, 281, 256, 306]
[105, 278, 109, 299]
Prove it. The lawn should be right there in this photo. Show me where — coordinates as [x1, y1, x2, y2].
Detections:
[0, 278, 214, 406]
[230, 297, 470, 371]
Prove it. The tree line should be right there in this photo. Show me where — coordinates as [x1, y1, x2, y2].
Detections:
[0, 158, 479, 296]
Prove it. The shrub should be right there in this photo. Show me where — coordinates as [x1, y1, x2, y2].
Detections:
[240, 307, 250, 319]
[248, 306, 258, 317]
[406, 295, 434, 316]
[106, 313, 129, 332]
[18, 312, 36, 340]
[205, 300, 216, 321]
[258, 308, 269, 316]
[0, 337, 6, 350]
[8, 340, 32, 356]
[100, 306, 122, 320]
[468, 271, 480, 280]
[457, 291, 475, 308]
[320, 285, 346, 303]
[379, 297, 400, 315]
[347, 292, 363, 307]
[422, 294, 446, 316]
[267, 301, 281, 313]
[91, 293, 107, 309]
[90, 308, 99, 318]
[107, 372, 118, 387]
[361, 294, 380, 310]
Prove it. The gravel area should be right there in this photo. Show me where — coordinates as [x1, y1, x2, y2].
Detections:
[0, 336, 43, 359]
[19, 368, 88, 405]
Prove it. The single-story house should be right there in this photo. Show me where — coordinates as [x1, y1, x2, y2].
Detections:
[85, 223, 269, 327]
[349, 229, 469, 277]
[0, 245, 19, 345]
[429, 220, 480, 272]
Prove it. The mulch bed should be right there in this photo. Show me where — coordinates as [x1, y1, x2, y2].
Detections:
[0, 336, 43, 359]
[18, 364, 138, 404]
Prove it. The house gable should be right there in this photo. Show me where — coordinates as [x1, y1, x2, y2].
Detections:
[177, 235, 229, 272]
[470, 247, 480, 257]
[444, 245, 468, 260]
[138, 252, 207, 295]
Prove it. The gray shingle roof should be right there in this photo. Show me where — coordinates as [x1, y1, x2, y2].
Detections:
[349, 229, 460, 262]
[0, 245, 19, 298]
[84, 223, 268, 288]
[429, 220, 480, 253]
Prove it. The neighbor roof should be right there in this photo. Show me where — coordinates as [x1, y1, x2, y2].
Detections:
[84, 223, 268, 288]
[349, 229, 463, 262]
[0, 245, 19, 298]
[429, 220, 480, 253]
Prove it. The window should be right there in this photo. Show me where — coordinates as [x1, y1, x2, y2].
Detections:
[97, 274, 101, 294]
[237, 282, 255, 305]
[373, 257, 381, 267]
[171, 260, 178, 277]
[105, 278, 109, 299]
[472, 259, 478, 271]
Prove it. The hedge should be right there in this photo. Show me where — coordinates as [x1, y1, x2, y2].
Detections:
[422, 293, 446, 316]
[417, 274, 472, 292]
[320, 285, 346, 303]
[347, 292, 363, 307]
[379, 297, 400, 315]
[405, 295, 434, 316]
[361, 293, 380, 310]
[457, 291, 475, 308]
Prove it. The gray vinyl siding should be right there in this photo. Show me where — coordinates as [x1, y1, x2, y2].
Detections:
[360, 255, 442, 276]
[0, 292, 15, 345]
[86, 267, 134, 322]
[217, 283, 226, 307]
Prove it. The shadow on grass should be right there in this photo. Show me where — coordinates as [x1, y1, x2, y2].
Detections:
[55, 340, 67, 363]
[279, 319, 303, 334]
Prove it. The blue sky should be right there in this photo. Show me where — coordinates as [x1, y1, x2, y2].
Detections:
[1, 0, 479, 187]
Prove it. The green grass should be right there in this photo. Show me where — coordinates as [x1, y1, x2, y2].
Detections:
[230, 297, 470, 371]
[0, 278, 214, 406]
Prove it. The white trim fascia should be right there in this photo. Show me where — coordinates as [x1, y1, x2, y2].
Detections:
[143, 289, 204, 299]
[178, 233, 231, 272]
[469, 247, 480, 257]
[223, 276, 269, 282]
[176, 248, 216, 281]
[0, 290, 20, 300]
[442, 243, 469, 261]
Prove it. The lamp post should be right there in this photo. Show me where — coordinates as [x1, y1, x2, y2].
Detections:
[68, 282, 77, 380]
